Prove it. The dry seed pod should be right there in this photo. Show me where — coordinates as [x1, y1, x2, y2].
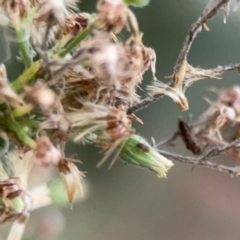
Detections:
[97, 0, 130, 33]
[178, 118, 202, 155]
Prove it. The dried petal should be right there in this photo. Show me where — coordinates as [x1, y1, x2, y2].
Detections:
[58, 159, 84, 204]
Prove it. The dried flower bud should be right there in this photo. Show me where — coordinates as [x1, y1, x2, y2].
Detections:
[1, 0, 29, 24]
[35, 0, 67, 26]
[105, 105, 134, 142]
[35, 136, 62, 166]
[25, 81, 60, 115]
[218, 86, 240, 115]
[120, 134, 174, 178]
[97, 0, 129, 33]
[58, 159, 84, 204]
[62, 13, 90, 37]
[68, 103, 134, 144]
[147, 80, 189, 111]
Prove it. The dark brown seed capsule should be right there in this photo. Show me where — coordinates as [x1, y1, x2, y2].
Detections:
[178, 118, 202, 155]
[136, 143, 150, 152]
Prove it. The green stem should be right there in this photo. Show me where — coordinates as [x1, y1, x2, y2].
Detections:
[7, 114, 37, 149]
[59, 26, 91, 58]
[15, 28, 33, 68]
[12, 103, 34, 117]
[12, 60, 41, 92]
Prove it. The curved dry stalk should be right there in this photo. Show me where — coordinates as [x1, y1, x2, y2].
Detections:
[127, 0, 231, 115]
[127, 62, 240, 114]
[158, 138, 240, 176]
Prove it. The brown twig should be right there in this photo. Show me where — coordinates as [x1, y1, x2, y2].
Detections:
[127, 0, 230, 115]
[158, 138, 240, 176]
[185, 63, 240, 82]
[127, 62, 240, 114]
[156, 131, 179, 148]
[172, 0, 229, 79]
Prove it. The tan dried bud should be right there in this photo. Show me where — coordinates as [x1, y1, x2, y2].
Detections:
[2, 0, 29, 23]
[219, 87, 240, 115]
[147, 81, 189, 111]
[210, 110, 227, 131]
[125, 35, 157, 82]
[62, 13, 90, 37]
[25, 81, 57, 114]
[35, 136, 62, 166]
[35, 0, 66, 26]
[68, 103, 134, 144]
[106, 106, 134, 142]
[97, 0, 129, 33]
[58, 159, 84, 204]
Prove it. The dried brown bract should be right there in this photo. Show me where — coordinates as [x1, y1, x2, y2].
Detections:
[58, 158, 84, 204]
[97, 0, 131, 34]
[62, 13, 89, 37]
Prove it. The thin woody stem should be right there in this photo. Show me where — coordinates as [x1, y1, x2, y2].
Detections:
[59, 25, 91, 58]
[127, 62, 240, 114]
[158, 138, 240, 176]
[127, 0, 230, 115]
[172, 0, 229, 79]
[184, 63, 240, 82]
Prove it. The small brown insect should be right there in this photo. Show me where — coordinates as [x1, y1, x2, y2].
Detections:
[136, 142, 150, 152]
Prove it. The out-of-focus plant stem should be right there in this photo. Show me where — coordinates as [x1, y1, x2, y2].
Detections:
[15, 27, 33, 69]
[59, 25, 91, 58]
[12, 60, 41, 92]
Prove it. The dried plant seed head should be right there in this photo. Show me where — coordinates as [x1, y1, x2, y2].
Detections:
[147, 81, 189, 111]
[35, 0, 67, 27]
[62, 13, 89, 37]
[35, 136, 62, 166]
[25, 81, 59, 114]
[1, 0, 30, 25]
[218, 86, 240, 115]
[105, 105, 134, 142]
[97, 0, 129, 33]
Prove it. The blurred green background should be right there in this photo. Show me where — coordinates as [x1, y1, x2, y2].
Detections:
[2, 0, 240, 239]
